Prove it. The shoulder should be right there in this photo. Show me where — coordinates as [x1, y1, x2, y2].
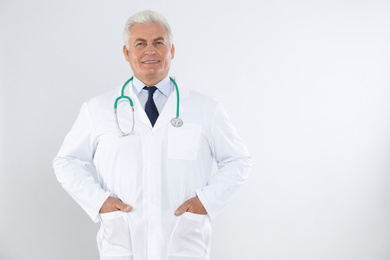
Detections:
[178, 81, 224, 124]
[83, 86, 121, 117]
[189, 89, 221, 111]
[178, 79, 220, 109]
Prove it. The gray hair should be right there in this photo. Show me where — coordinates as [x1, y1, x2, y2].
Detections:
[123, 10, 173, 49]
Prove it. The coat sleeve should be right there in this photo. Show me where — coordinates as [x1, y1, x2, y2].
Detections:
[195, 102, 252, 220]
[53, 103, 111, 223]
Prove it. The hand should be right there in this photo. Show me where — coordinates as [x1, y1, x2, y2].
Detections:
[99, 197, 132, 214]
[175, 196, 207, 216]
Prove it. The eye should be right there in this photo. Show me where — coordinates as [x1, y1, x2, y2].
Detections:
[135, 42, 145, 47]
[155, 41, 164, 46]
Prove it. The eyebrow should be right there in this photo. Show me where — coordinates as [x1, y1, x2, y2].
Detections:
[134, 37, 166, 43]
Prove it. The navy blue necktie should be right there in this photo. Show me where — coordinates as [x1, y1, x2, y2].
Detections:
[144, 86, 159, 126]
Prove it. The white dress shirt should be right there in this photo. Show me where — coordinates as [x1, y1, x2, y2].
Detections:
[132, 76, 174, 114]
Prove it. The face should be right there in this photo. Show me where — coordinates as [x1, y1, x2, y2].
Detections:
[123, 23, 175, 86]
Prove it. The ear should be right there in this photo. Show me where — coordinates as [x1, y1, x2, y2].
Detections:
[170, 44, 175, 59]
[123, 45, 130, 62]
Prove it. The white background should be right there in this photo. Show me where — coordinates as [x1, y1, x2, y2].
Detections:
[1, 0, 390, 259]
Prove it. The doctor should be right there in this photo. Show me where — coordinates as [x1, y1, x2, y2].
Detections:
[53, 10, 252, 260]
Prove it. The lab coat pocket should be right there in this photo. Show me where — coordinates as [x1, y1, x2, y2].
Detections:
[169, 212, 211, 257]
[168, 123, 201, 161]
[99, 211, 133, 257]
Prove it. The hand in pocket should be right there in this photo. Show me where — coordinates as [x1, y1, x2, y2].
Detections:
[175, 196, 207, 216]
[99, 197, 132, 214]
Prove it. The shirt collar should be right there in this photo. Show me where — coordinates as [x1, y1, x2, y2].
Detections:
[132, 76, 173, 97]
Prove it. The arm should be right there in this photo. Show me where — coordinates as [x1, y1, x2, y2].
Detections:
[53, 103, 112, 222]
[176, 102, 252, 219]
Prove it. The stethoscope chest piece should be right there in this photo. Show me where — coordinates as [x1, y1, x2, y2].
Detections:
[171, 117, 183, 127]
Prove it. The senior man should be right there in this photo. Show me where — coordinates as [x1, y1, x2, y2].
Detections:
[53, 10, 252, 260]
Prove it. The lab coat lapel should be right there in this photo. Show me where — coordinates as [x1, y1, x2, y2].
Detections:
[125, 83, 153, 129]
[122, 78, 190, 131]
[153, 79, 189, 131]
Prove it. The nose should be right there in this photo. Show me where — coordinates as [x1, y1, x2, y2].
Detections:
[144, 45, 156, 55]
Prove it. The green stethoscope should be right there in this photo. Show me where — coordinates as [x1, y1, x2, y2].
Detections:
[114, 77, 183, 137]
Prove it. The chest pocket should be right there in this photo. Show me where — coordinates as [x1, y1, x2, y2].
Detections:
[168, 123, 202, 161]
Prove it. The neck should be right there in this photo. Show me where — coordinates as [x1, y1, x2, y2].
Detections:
[136, 74, 168, 86]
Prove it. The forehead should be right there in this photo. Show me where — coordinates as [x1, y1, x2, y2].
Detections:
[129, 23, 169, 40]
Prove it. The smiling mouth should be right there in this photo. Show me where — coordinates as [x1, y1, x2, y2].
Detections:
[142, 60, 159, 64]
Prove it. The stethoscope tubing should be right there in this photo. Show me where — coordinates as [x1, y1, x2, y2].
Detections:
[114, 76, 181, 137]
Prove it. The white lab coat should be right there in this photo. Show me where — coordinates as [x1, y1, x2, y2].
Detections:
[53, 79, 252, 260]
